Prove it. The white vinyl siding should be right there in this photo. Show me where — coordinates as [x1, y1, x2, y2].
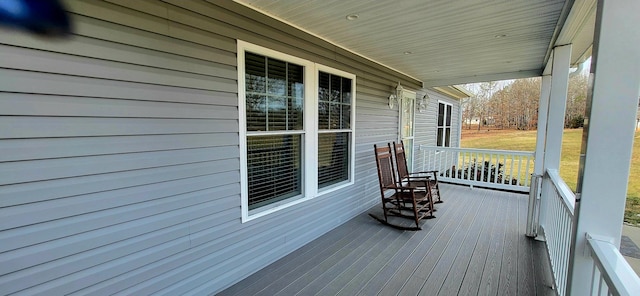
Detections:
[0, 0, 420, 294]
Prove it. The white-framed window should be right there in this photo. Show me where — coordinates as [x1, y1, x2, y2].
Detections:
[437, 101, 453, 147]
[238, 41, 356, 222]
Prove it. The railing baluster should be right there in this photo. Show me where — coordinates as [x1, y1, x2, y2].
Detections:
[416, 146, 534, 192]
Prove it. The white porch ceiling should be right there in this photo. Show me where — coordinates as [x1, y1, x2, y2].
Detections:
[234, 0, 595, 87]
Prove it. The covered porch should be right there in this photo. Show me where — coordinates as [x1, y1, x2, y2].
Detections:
[232, 0, 640, 294]
[221, 184, 554, 296]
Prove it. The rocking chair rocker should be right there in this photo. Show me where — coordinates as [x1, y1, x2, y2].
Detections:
[369, 143, 435, 231]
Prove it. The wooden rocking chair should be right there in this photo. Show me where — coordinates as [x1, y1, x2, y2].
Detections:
[368, 143, 434, 231]
[393, 141, 443, 204]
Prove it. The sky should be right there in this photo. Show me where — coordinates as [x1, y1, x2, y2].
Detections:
[463, 57, 592, 97]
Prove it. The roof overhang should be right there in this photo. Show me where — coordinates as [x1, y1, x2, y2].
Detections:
[432, 85, 473, 100]
[234, 0, 595, 87]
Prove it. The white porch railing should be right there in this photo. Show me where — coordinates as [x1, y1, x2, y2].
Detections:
[586, 234, 640, 296]
[541, 169, 575, 296]
[419, 146, 534, 192]
[541, 169, 640, 296]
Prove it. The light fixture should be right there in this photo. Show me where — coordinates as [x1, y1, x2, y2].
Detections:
[346, 14, 359, 21]
[418, 93, 430, 113]
[388, 82, 404, 109]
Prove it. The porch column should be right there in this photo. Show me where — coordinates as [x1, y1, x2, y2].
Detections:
[537, 45, 572, 236]
[527, 75, 552, 237]
[567, 0, 640, 295]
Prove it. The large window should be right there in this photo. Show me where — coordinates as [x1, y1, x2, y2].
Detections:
[437, 102, 453, 147]
[238, 41, 355, 221]
[245, 52, 305, 210]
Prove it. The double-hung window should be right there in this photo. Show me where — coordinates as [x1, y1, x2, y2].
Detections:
[437, 101, 453, 147]
[238, 41, 355, 221]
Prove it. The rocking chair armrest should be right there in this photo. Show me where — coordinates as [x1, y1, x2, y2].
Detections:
[405, 175, 430, 181]
[384, 185, 416, 192]
[411, 170, 438, 175]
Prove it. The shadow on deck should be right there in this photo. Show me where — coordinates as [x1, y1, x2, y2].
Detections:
[219, 184, 555, 296]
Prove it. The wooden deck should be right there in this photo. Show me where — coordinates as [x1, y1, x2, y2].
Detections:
[219, 184, 554, 296]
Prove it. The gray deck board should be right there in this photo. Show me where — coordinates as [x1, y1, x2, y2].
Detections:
[219, 184, 549, 296]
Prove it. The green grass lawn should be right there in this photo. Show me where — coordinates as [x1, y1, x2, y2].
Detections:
[461, 128, 640, 224]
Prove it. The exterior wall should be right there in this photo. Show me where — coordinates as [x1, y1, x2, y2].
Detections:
[413, 89, 462, 170]
[0, 0, 420, 294]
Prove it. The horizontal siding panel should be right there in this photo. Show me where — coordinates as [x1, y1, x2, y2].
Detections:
[0, 224, 189, 295]
[1, 133, 238, 162]
[0, 158, 238, 207]
[0, 184, 238, 253]
[0, 69, 236, 104]
[0, 171, 239, 231]
[0, 45, 236, 92]
[0, 33, 235, 78]
[0, 117, 236, 138]
[0, 93, 237, 119]
[0, 146, 238, 185]
[74, 13, 237, 60]
[67, 0, 171, 35]
[0, 198, 237, 295]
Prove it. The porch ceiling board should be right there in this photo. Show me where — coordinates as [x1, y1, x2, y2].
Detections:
[220, 184, 554, 296]
[234, 0, 574, 86]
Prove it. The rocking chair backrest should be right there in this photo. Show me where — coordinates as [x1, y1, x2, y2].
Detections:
[374, 144, 396, 190]
[393, 141, 410, 181]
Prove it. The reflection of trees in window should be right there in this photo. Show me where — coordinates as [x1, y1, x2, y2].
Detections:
[245, 52, 304, 132]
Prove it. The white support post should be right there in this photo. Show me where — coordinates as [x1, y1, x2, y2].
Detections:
[567, 0, 640, 295]
[537, 45, 572, 237]
[527, 75, 552, 237]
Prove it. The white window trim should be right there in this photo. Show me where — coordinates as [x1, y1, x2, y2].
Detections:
[437, 100, 453, 147]
[238, 40, 356, 222]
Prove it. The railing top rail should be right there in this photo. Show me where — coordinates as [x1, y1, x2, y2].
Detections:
[545, 169, 575, 215]
[419, 145, 535, 156]
[587, 234, 640, 296]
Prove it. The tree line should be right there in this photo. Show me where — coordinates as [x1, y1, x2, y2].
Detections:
[461, 74, 589, 130]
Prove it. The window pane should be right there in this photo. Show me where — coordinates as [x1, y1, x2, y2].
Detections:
[267, 58, 286, 96]
[437, 103, 445, 126]
[318, 102, 329, 129]
[330, 75, 341, 102]
[341, 77, 352, 104]
[445, 128, 451, 147]
[247, 134, 302, 210]
[246, 95, 266, 131]
[318, 132, 349, 188]
[266, 96, 287, 131]
[330, 103, 341, 129]
[288, 63, 304, 99]
[446, 105, 452, 127]
[288, 96, 303, 130]
[437, 128, 443, 147]
[319, 72, 330, 102]
[341, 105, 351, 129]
[245, 52, 266, 94]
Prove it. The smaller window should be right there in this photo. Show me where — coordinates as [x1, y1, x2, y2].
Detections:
[317, 70, 354, 189]
[437, 102, 453, 147]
